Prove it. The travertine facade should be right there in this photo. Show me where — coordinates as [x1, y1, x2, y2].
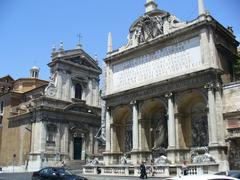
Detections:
[0, 45, 102, 172]
[100, 0, 239, 176]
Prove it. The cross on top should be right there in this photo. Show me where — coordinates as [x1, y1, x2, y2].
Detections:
[77, 33, 82, 45]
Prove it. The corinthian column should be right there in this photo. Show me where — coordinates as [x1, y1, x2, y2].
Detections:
[165, 93, 176, 149]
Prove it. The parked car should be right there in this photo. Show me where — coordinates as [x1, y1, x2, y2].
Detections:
[165, 174, 240, 180]
[215, 170, 240, 179]
[32, 167, 87, 180]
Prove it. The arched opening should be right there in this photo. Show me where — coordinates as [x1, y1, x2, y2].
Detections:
[191, 102, 208, 147]
[112, 106, 132, 154]
[177, 91, 208, 148]
[75, 83, 82, 99]
[140, 99, 168, 158]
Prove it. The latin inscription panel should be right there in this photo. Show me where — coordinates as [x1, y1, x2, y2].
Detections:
[112, 37, 202, 92]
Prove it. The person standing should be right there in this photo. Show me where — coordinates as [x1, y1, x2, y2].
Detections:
[140, 161, 147, 179]
[181, 161, 188, 176]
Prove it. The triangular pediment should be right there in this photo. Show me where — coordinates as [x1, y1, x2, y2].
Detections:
[65, 49, 101, 73]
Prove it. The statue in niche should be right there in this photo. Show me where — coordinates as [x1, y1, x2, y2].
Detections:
[151, 112, 168, 158]
[191, 103, 208, 147]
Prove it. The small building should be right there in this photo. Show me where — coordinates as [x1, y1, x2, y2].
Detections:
[0, 44, 102, 172]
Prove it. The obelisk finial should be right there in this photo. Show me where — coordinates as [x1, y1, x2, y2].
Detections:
[145, 0, 158, 13]
[107, 32, 112, 53]
[198, 0, 206, 15]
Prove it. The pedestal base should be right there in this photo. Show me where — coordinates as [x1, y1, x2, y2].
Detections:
[131, 150, 151, 165]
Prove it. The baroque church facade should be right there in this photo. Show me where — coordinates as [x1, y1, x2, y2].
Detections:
[0, 44, 102, 171]
[98, 0, 240, 176]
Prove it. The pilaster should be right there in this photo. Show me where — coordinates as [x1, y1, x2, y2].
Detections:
[81, 133, 86, 161]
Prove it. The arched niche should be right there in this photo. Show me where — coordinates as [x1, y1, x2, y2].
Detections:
[140, 98, 168, 156]
[112, 106, 132, 153]
[176, 91, 208, 148]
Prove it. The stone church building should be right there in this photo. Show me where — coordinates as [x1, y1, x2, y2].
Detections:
[0, 44, 102, 171]
[98, 0, 240, 176]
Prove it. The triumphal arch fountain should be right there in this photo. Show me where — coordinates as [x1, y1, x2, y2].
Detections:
[83, 0, 239, 177]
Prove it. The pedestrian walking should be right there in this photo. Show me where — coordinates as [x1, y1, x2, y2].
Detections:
[140, 161, 147, 179]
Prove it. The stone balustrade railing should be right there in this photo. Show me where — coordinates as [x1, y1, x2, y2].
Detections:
[83, 163, 219, 177]
[228, 128, 240, 139]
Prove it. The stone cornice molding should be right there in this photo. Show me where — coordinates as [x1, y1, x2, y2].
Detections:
[104, 69, 219, 107]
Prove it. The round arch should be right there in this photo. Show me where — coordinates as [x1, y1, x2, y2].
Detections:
[112, 105, 132, 153]
[140, 98, 168, 157]
[176, 91, 208, 148]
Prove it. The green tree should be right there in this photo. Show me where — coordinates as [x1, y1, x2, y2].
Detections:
[234, 55, 240, 80]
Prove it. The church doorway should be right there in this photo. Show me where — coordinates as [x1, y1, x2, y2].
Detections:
[73, 137, 82, 160]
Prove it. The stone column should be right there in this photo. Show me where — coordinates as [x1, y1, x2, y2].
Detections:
[105, 107, 111, 152]
[215, 83, 225, 145]
[166, 93, 176, 149]
[132, 101, 139, 151]
[166, 93, 176, 163]
[206, 83, 218, 145]
[206, 83, 229, 171]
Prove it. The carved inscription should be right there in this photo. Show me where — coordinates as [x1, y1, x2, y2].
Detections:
[112, 37, 202, 92]
[106, 73, 214, 107]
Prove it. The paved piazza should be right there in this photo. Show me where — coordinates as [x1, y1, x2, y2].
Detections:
[0, 173, 164, 180]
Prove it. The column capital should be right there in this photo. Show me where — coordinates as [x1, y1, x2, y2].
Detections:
[130, 100, 138, 105]
[204, 82, 214, 90]
[106, 106, 111, 111]
[165, 92, 173, 98]
[215, 82, 222, 91]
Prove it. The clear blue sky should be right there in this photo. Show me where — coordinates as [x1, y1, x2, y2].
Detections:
[0, 0, 239, 81]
